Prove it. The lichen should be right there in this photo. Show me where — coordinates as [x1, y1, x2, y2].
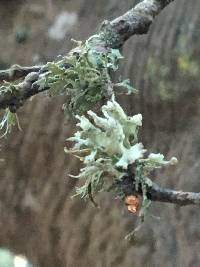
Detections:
[65, 96, 178, 239]
[35, 35, 136, 115]
[0, 81, 18, 96]
[0, 35, 136, 137]
[0, 108, 21, 138]
[65, 96, 177, 210]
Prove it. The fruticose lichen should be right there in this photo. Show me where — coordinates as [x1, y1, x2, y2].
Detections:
[0, 108, 21, 138]
[65, 95, 177, 202]
[0, 34, 135, 137]
[35, 35, 136, 115]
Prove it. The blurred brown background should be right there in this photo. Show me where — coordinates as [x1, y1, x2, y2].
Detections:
[0, 0, 200, 266]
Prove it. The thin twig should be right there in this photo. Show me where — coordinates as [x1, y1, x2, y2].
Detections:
[119, 175, 200, 206]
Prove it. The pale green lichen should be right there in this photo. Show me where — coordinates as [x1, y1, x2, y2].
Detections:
[66, 96, 178, 206]
[0, 108, 21, 138]
[65, 96, 178, 239]
[141, 153, 178, 175]
[35, 35, 136, 115]
[0, 35, 136, 137]
[0, 81, 23, 137]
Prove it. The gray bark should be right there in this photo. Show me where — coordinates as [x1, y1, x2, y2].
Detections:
[0, 1, 200, 267]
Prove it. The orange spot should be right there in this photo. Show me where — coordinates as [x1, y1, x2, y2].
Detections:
[125, 195, 139, 206]
[127, 205, 137, 214]
[124, 195, 139, 214]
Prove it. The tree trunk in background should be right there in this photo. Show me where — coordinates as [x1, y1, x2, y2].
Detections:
[0, 0, 200, 266]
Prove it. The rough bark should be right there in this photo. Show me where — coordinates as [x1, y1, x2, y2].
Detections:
[0, 65, 42, 82]
[0, 0, 175, 112]
[120, 175, 200, 206]
[0, 1, 200, 267]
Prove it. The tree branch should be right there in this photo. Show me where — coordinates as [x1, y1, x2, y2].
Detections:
[119, 175, 200, 206]
[102, 0, 175, 48]
[0, 71, 49, 112]
[0, 0, 175, 112]
[0, 65, 42, 83]
[149, 183, 200, 205]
